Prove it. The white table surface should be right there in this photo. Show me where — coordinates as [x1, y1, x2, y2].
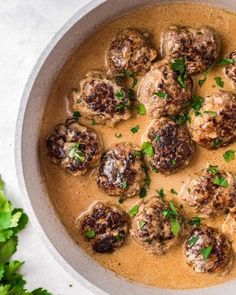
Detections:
[0, 1, 95, 294]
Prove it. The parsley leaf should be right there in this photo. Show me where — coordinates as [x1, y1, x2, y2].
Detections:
[207, 165, 219, 175]
[213, 176, 229, 188]
[141, 142, 154, 157]
[156, 189, 165, 199]
[223, 150, 235, 163]
[129, 205, 139, 217]
[154, 91, 168, 99]
[68, 143, 85, 162]
[170, 189, 178, 195]
[188, 236, 199, 247]
[171, 58, 187, 88]
[213, 138, 222, 149]
[217, 58, 236, 65]
[172, 112, 190, 125]
[84, 230, 96, 239]
[130, 125, 139, 134]
[137, 103, 146, 115]
[201, 245, 213, 260]
[203, 110, 217, 117]
[170, 219, 181, 236]
[72, 111, 81, 119]
[139, 221, 146, 230]
[198, 63, 215, 87]
[214, 76, 224, 88]
[188, 216, 201, 226]
[191, 96, 203, 116]
[139, 187, 147, 199]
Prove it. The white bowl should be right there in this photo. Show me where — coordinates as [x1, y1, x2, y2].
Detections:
[16, 1, 236, 294]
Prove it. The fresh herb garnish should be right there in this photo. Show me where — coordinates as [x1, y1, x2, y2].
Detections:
[156, 189, 165, 199]
[152, 167, 159, 173]
[139, 187, 147, 199]
[188, 236, 199, 247]
[170, 219, 181, 236]
[171, 58, 186, 88]
[214, 76, 224, 88]
[154, 91, 169, 99]
[137, 103, 146, 115]
[139, 221, 147, 230]
[213, 138, 222, 149]
[72, 111, 81, 118]
[91, 119, 97, 125]
[129, 205, 139, 217]
[121, 180, 128, 189]
[198, 63, 215, 87]
[128, 88, 136, 100]
[223, 150, 235, 163]
[207, 165, 219, 175]
[115, 235, 122, 241]
[84, 229, 96, 239]
[188, 216, 201, 226]
[203, 110, 217, 117]
[217, 58, 236, 65]
[130, 125, 140, 134]
[191, 96, 203, 116]
[171, 159, 176, 167]
[155, 135, 160, 142]
[172, 111, 190, 125]
[201, 245, 213, 260]
[115, 90, 125, 99]
[115, 132, 122, 138]
[170, 189, 178, 195]
[116, 70, 138, 88]
[213, 176, 229, 188]
[141, 142, 154, 157]
[68, 143, 85, 162]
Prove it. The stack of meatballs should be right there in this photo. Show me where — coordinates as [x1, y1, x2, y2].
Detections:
[46, 26, 236, 274]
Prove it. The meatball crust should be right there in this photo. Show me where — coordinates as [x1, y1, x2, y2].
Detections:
[46, 118, 102, 176]
[72, 71, 132, 127]
[143, 118, 194, 174]
[188, 91, 236, 149]
[138, 59, 193, 118]
[80, 202, 130, 253]
[97, 142, 147, 198]
[161, 26, 220, 75]
[181, 168, 236, 217]
[130, 197, 185, 255]
[184, 225, 232, 273]
[225, 51, 236, 88]
[108, 29, 157, 74]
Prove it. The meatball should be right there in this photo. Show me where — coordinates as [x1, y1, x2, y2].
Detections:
[72, 71, 132, 127]
[130, 197, 185, 255]
[188, 91, 236, 149]
[108, 29, 157, 74]
[97, 142, 147, 198]
[184, 225, 232, 273]
[137, 59, 193, 118]
[143, 118, 194, 174]
[80, 202, 130, 253]
[225, 51, 236, 88]
[46, 118, 102, 175]
[181, 167, 236, 217]
[161, 26, 220, 75]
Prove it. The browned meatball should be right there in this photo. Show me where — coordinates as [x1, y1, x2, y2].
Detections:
[97, 143, 147, 198]
[188, 91, 236, 149]
[143, 118, 194, 174]
[80, 202, 130, 253]
[46, 118, 102, 176]
[181, 167, 236, 217]
[225, 51, 236, 88]
[161, 26, 220, 75]
[184, 225, 232, 273]
[108, 29, 157, 74]
[138, 59, 193, 118]
[72, 71, 132, 127]
[130, 197, 185, 255]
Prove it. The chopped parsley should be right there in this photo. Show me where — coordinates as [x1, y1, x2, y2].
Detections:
[115, 90, 125, 99]
[191, 96, 203, 116]
[188, 216, 201, 226]
[154, 91, 168, 99]
[68, 143, 85, 162]
[212, 176, 229, 188]
[72, 111, 81, 118]
[172, 111, 190, 125]
[116, 70, 138, 88]
[171, 159, 176, 167]
[141, 142, 154, 157]
[213, 138, 222, 149]
[84, 229, 96, 239]
[203, 110, 217, 117]
[162, 202, 181, 235]
[128, 88, 136, 100]
[91, 119, 97, 125]
[214, 76, 224, 88]
[171, 58, 187, 88]
[115, 132, 122, 138]
[137, 103, 146, 115]
[121, 180, 128, 189]
[223, 150, 235, 163]
[156, 189, 165, 199]
[129, 205, 139, 217]
[170, 219, 181, 236]
[130, 125, 140, 134]
[198, 63, 215, 87]
[139, 187, 147, 199]
[207, 165, 219, 175]
[155, 135, 161, 142]
[188, 236, 199, 247]
[217, 58, 236, 65]
[139, 221, 147, 230]
[201, 245, 213, 260]
[170, 189, 178, 195]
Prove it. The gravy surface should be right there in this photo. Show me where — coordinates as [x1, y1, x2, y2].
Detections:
[40, 3, 236, 289]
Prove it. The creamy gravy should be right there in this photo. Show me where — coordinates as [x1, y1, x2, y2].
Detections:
[40, 3, 236, 289]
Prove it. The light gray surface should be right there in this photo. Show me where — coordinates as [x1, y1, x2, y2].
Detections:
[0, 1, 93, 294]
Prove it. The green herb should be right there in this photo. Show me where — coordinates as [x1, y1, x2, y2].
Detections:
[188, 216, 201, 226]
[130, 125, 140, 134]
[191, 96, 203, 116]
[156, 189, 165, 198]
[214, 76, 224, 88]
[171, 159, 176, 167]
[213, 138, 222, 149]
[154, 91, 168, 99]
[139, 187, 147, 199]
[201, 245, 213, 260]
[72, 111, 81, 118]
[217, 58, 236, 65]
[155, 135, 160, 142]
[128, 88, 136, 100]
[138, 103, 146, 115]
[213, 176, 229, 188]
[170, 189, 178, 195]
[203, 110, 217, 117]
[91, 119, 97, 125]
[0, 178, 52, 294]
[141, 142, 154, 157]
[68, 143, 85, 162]
[207, 165, 219, 175]
[169, 201, 178, 216]
[188, 236, 199, 247]
[139, 221, 146, 230]
[115, 132, 122, 138]
[198, 63, 215, 87]
[171, 58, 186, 88]
[116, 70, 138, 88]
[223, 150, 235, 163]
[152, 167, 159, 173]
[172, 112, 190, 125]
[115, 235, 122, 241]
[170, 219, 181, 235]
[116, 103, 125, 111]
[115, 90, 125, 99]
[84, 229, 96, 239]
[162, 203, 178, 219]
[129, 205, 139, 217]
[121, 180, 128, 189]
